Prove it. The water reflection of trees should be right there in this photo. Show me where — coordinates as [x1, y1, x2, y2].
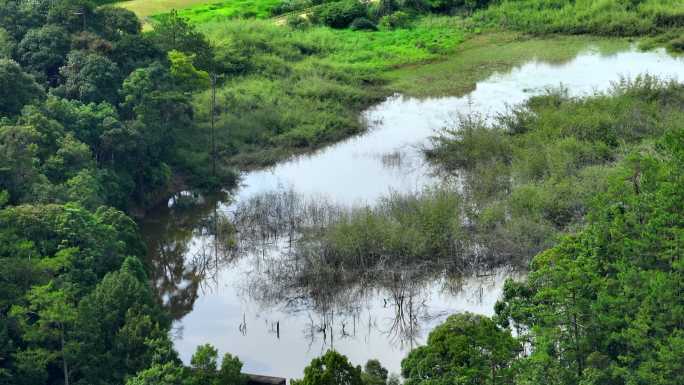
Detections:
[140, 191, 238, 320]
[141, 185, 524, 350]
[228, 188, 523, 349]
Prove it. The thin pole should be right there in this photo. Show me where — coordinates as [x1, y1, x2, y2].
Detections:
[210, 74, 217, 178]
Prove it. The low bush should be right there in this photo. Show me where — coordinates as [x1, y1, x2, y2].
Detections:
[350, 17, 378, 30]
[474, 0, 684, 37]
[315, 0, 368, 28]
[270, 0, 314, 15]
[423, 0, 493, 14]
[287, 14, 313, 29]
[422, 76, 684, 259]
[379, 10, 413, 29]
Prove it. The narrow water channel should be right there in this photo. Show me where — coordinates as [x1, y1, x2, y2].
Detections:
[141, 45, 684, 380]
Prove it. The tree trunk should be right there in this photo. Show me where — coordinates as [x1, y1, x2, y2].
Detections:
[61, 327, 70, 385]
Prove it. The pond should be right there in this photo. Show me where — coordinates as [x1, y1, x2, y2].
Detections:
[140, 45, 684, 380]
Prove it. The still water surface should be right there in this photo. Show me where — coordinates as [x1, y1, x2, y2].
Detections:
[141, 46, 684, 380]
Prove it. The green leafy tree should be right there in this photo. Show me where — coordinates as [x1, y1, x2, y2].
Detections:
[56, 51, 121, 104]
[0, 190, 8, 208]
[0, 203, 140, 285]
[94, 205, 147, 257]
[362, 360, 388, 385]
[43, 133, 94, 183]
[39, 96, 123, 163]
[76, 257, 169, 385]
[0, 316, 16, 384]
[10, 282, 78, 385]
[315, 0, 367, 28]
[0, 124, 43, 203]
[64, 169, 104, 209]
[292, 350, 363, 385]
[168, 50, 210, 92]
[166, 344, 248, 385]
[0, 0, 50, 39]
[0, 27, 15, 58]
[190, 344, 219, 385]
[219, 353, 248, 385]
[95, 6, 141, 40]
[495, 127, 684, 385]
[127, 362, 190, 385]
[149, 10, 214, 70]
[0, 58, 44, 116]
[110, 34, 164, 75]
[16, 104, 66, 159]
[121, 63, 193, 203]
[46, 0, 96, 32]
[127, 339, 181, 385]
[17, 24, 71, 82]
[401, 313, 520, 385]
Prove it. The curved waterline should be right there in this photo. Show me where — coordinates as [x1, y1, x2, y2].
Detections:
[141, 45, 684, 380]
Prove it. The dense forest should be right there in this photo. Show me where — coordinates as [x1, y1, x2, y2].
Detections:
[0, 1, 249, 384]
[2, 0, 684, 384]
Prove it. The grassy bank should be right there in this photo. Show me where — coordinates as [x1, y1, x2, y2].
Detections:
[113, 0, 684, 170]
[190, 13, 635, 167]
[473, 0, 684, 52]
[475, 0, 684, 36]
[187, 16, 468, 167]
[386, 33, 629, 97]
[114, 0, 683, 170]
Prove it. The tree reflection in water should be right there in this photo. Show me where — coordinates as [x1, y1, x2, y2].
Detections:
[229, 188, 523, 350]
[141, 187, 524, 351]
[140, 191, 239, 320]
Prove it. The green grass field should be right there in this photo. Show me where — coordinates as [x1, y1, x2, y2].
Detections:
[200, 15, 466, 71]
[113, 0, 225, 18]
[386, 33, 629, 97]
[154, 0, 282, 23]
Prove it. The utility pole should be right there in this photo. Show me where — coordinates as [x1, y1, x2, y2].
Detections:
[73, 7, 86, 31]
[210, 73, 217, 178]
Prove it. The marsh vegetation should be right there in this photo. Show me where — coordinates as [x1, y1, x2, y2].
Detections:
[4, 0, 684, 383]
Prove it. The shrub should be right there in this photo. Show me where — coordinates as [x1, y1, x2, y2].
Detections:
[315, 0, 368, 28]
[292, 351, 363, 385]
[270, 0, 314, 16]
[402, 313, 520, 385]
[379, 11, 412, 29]
[287, 14, 313, 29]
[668, 34, 684, 52]
[421, 0, 492, 13]
[474, 0, 684, 37]
[350, 17, 378, 30]
[368, 0, 398, 18]
[426, 114, 511, 171]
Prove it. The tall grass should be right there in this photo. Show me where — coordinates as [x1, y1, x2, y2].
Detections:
[474, 0, 684, 36]
[190, 17, 468, 167]
[426, 76, 684, 255]
[152, 0, 282, 23]
[297, 77, 684, 270]
[192, 20, 385, 166]
[200, 15, 466, 70]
